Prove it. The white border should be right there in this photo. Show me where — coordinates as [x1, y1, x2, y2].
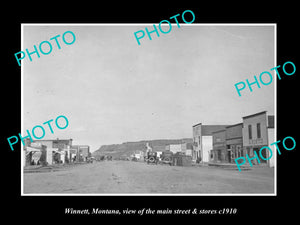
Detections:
[21, 24, 24, 195]
[274, 25, 277, 196]
[21, 23, 277, 196]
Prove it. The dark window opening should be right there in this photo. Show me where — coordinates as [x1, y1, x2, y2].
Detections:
[248, 125, 252, 139]
[257, 123, 261, 138]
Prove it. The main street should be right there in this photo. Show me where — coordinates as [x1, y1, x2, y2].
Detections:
[23, 160, 274, 194]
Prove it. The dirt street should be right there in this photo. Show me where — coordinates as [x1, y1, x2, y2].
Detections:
[23, 160, 274, 194]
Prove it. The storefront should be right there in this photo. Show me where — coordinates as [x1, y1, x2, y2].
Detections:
[212, 130, 227, 163]
[242, 111, 274, 167]
[225, 123, 243, 164]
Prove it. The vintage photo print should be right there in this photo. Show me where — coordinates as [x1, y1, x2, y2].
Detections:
[21, 24, 276, 196]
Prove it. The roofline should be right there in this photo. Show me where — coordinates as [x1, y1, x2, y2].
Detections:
[193, 123, 232, 128]
[212, 129, 226, 133]
[192, 122, 202, 127]
[226, 123, 243, 128]
[242, 111, 267, 119]
[226, 136, 243, 141]
[32, 139, 73, 142]
[72, 145, 90, 147]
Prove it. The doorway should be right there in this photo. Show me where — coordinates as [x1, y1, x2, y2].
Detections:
[217, 150, 222, 162]
[254, 147, 267, 163]
[227, 151, 231, 163]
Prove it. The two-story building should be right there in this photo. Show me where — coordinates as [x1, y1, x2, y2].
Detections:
[242, 111, 275, 167]
[211, 129, 227, 162]
[225, 123, 243, 163]
[71, 145, 90, 162]
[192, 123, 229, 163]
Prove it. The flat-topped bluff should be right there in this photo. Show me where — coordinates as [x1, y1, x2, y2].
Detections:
[92, 138, 193, 158]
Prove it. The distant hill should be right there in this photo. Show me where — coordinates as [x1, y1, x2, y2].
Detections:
[92, 138, 193, 158]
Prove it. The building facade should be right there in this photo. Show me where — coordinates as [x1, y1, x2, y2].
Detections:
[71, 145, 90, 161]
[166, 144, 182, 154]
[211, 130, 227, 163]
[242, 111, 275, 167]
[165, 143, 193, 156]
[225, 123, 243, 163]
[192, 123, 229, 163]
[31, 139, 73, 164]
[23, 138, 95, 165]
[181, 142, 193, 156]
[29, 138, 73, 150]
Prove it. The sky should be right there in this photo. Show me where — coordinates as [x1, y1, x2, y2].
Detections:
[22, 24, 275, 152]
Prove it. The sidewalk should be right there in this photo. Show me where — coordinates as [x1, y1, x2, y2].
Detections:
[23, 162, 87, 173]
[207, 162, 269, 170]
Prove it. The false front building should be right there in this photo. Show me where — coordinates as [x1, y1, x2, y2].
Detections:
[210, 123, 244, 163]
[242, 111, 275, 167]
[225, 123, 243, 163]
[192, 123, 229, 163]
[193, 111, 275, 167]
[211, 123, 243, 163]
[71, 145, 91, 162]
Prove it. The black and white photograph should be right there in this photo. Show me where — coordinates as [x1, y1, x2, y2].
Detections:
[21, 24, 276, 195]
[2, 4, 298, 222]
